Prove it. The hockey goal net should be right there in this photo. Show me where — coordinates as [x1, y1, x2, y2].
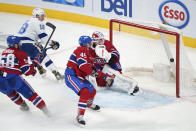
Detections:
[109, 19, 196, 98]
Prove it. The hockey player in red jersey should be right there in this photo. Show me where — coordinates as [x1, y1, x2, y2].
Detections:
[0, 35, 50, 116]
[65, 36, 115, 126]
[90, 31, 122, 86]
[90, 31, 140, 95]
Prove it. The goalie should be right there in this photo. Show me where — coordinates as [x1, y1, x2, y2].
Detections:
[90, 31, 140, 95]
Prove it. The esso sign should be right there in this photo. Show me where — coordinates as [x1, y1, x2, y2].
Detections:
[159, 0, 190, 29]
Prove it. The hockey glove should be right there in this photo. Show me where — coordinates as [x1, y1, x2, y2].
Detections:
[103, 73, 116, 87]
[91, 67, 115, 87]
[32, 59, 40, 67]
[108, 54, 118, 65]
[50, 40, 60, 50]
[91, 67, 106, 79]
[31, 68, 37, 76]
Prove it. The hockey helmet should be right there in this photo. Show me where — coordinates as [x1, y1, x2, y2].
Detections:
[79, 36, 92, 47]
[92, 31, 105, 45]
[32, 8, 46, 18]
[7, 35, 20, 47]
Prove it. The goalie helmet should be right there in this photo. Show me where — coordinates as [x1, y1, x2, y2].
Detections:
[92, 31, 105, 45]
[79, 36, 92, 47]
[7, 35, 20, 47]
[32, 8, 45, 18]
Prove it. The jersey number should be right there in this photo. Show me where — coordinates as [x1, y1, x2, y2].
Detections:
[18, 22, 29, 34]
[80, 53, 87, 58]
[0, 54, 15, 67]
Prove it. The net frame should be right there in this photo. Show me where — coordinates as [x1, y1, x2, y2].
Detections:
[109, 19, 180, 98]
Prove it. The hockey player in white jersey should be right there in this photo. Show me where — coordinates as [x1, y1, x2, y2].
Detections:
[18, 8, 62, 80]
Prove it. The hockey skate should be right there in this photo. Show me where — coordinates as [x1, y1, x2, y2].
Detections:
[76, 115, 85, 127]
[38, 65, 46, 75]
[87, 104, 100, 111]
[52, 70, 62, 80]
[129, 85, 140, 96]
[41, 107, 51, 117]
[20, 101, 29, 111]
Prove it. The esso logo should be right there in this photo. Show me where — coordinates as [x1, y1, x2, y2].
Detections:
[159, 0, 190, 29]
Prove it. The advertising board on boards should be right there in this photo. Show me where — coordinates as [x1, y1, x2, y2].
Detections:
[159, 0, 190, 29]
[42, 0, 84, 7]
[101, 0, 132, 18]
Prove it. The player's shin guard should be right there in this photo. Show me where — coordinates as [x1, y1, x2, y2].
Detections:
[7, 91, 23, 106]
[28, 93, 46, 109]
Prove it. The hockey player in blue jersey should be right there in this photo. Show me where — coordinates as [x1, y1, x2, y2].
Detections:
[18, 8, 61, 80]
[0, 35, 50, 116]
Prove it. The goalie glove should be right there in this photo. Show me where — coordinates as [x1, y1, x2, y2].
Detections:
[50, 40, 60, 50]
[95, 45, 111, 63]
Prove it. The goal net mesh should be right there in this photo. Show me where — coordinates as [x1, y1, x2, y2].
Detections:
[110, 19, 196, 97]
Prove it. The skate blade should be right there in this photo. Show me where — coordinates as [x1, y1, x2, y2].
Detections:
[74, 119, 85, 128]
[87, 108, 101, 112]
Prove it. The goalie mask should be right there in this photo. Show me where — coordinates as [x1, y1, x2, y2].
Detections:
[92, 31, 105, 46]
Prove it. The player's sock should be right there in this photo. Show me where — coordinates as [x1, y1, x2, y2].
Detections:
[7, 91, 23, 105]
[28, 93, 46, 109]
[77, 98, 87, 126]
[76, 88, 91, 126]
[78, 98, 87, 116]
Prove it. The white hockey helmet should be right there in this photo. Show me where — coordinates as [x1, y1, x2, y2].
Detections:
[32, 8, 46, 18]
[92, 31, 105, 45]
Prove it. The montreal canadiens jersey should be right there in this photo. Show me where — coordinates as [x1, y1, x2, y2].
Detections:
[0, 47, 35, 76]
[18, 17, 48, 44]
[67, 46, 94, 79]
[90, 39, 120, 67]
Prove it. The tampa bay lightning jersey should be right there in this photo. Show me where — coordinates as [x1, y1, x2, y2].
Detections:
[18, 17, 49, 44]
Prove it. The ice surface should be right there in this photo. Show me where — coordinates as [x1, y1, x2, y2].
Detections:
[0, 12, 196, 131]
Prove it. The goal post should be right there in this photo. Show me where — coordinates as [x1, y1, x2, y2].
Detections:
[109, 19, 194, 98]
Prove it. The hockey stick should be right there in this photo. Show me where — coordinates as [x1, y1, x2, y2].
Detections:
[41, 22, 56, 56]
